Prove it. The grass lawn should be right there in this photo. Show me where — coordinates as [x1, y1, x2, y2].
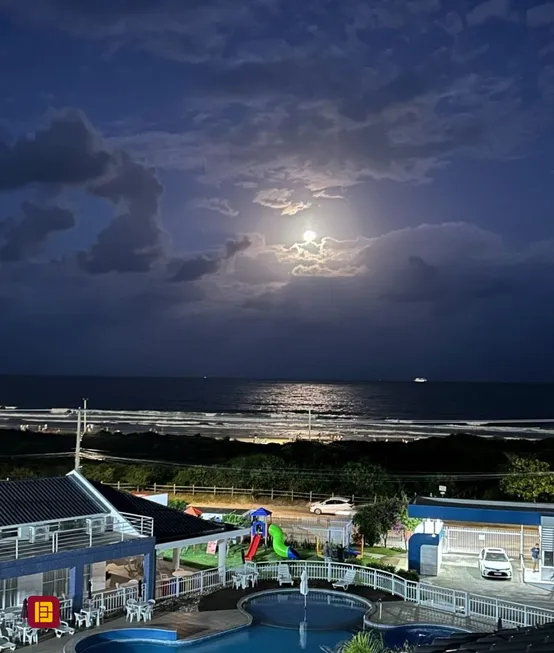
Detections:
[364, 546, 405, 557]
[162, 542, 320, 570]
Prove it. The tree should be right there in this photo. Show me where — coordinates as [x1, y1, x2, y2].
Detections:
[342, 462, 391, 499]
[500, 456, 554, 502]
[353, 497, 403, 547]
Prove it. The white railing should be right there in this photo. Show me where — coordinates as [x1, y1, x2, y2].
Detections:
[119, 513, 154, 538]
[153, 560, 554, 629]
[91, 584, 141, 615]
[0, 513, 154, 561]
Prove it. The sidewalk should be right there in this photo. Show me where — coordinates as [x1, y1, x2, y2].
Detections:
[366, 601, 494, 632]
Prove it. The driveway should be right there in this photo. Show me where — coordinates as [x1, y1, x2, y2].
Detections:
[423, 554, 554, 610]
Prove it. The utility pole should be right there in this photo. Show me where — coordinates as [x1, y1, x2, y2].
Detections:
[308, 408, 312, 440]
[82, 398, 88, 436]
[75, 408, 82, 471]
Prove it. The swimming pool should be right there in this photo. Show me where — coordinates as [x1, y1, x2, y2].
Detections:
[73, 624, 354, 653]
[382, 624, 470, 649]
[73, 590, 467, 652]
[74, 590, 368, 653]
[242, 589, 371, 630]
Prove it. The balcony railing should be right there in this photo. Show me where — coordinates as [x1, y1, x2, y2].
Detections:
[0, 512, 154, 561]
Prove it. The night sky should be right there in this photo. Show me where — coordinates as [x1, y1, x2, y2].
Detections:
[1, 1, 554, 381]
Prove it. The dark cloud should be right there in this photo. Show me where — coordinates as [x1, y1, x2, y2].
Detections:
[79, 152, 164, 274]
[170, 255, 221, 283]
[0, 202, 75, 262]
[170, 235, 252, 282]
[0, 110, 165, 273]
[0, 110, 113, 190]
[224, 235, 251, 258]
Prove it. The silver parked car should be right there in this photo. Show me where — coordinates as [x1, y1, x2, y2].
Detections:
[309, 497, 355, 515]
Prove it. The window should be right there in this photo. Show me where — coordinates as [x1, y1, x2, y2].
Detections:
[0, 578, 17, 609]
[484, 551, 508, 562]
[84, 564, 92, 593]
[42, 569, 69, 598]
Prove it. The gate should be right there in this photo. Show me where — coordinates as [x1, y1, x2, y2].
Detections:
[443, 526, 538, 557]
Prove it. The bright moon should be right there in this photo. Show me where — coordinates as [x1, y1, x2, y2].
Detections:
[303, 230, 317, 242]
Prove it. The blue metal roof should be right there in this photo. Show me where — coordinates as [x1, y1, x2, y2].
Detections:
[408, 496, 552, 525]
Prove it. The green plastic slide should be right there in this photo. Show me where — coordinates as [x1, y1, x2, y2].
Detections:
[269, 523, 300, 560]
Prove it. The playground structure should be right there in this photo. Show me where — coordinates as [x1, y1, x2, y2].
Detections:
[245, 507, 272, 561]
[269, 523, 300, 560]
[245, 507, 300, 561]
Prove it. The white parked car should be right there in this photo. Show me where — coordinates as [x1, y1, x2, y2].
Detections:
[478, 547, 513, 579]
[309, 497, 355, 515]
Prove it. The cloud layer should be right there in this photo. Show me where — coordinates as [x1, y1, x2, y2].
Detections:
[1, 1, 554, 378]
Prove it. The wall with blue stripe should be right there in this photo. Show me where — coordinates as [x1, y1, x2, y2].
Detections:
[408, 505, 541, 526]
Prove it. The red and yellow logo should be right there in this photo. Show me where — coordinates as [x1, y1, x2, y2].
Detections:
[27, 596, 60, 628]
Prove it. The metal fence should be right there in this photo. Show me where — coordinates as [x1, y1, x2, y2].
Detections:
[154, 560, 554, 628]
[443, 526, 539, 558]
[107, 482, 377, 505]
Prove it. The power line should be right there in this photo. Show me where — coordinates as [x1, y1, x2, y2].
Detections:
[78, 450, 550, 482]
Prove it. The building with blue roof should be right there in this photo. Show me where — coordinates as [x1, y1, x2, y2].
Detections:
[408, 496, 552, 582]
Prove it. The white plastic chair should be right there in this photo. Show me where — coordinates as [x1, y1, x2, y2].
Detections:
[125, 604, 140, 622]
[332, 568, 357, 590]
[53, 621, 75, 638]
[74, 612, 88, 628]
[22, 628, 39, 645]
[0, 635, 16, 651]
[277, 564, 294, 586]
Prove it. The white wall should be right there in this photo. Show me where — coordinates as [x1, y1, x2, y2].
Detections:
[17, 573, 43, 603]
[91, 562, 106, 592]
[133, 493, 168, 506]
[415, 519, 444, 535]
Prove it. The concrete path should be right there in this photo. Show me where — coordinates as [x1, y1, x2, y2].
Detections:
[367, 600, 494, 632]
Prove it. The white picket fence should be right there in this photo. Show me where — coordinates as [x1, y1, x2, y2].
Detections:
[154, 560, 554, 629]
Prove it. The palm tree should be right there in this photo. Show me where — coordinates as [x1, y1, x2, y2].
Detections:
[321, 631, 412, 653]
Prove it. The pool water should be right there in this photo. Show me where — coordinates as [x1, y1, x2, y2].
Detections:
[78, 624, 354, 653]
[383, 624, 469, 648]
[76, 590, 466, 653]
[244, 590, 369, 630]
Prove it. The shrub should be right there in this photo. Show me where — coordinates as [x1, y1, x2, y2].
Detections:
[168, 498, 188, 511]
[365, 558, 396, 574]
[396, 568, 420, 582]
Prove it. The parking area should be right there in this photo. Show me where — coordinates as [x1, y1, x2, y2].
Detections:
[424, 554, 554, 608]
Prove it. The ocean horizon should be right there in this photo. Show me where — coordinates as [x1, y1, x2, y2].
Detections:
[2, 375, 554, 441]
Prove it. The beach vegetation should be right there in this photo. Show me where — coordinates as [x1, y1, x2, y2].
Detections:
[500, 456, 554, 502]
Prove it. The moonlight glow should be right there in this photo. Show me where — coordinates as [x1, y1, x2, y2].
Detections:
[303, 230, 317, 242]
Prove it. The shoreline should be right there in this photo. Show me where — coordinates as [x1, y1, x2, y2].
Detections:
[2, 407, 554, 442]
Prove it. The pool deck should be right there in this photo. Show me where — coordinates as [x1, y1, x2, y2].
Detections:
[366, 600, 494, 633]
[37, 609, 250, 653]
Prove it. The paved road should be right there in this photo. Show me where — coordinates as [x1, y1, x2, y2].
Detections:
[427, 554, 554, 609]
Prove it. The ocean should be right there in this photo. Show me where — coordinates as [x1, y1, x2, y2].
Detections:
[1, 376, 554, 441]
